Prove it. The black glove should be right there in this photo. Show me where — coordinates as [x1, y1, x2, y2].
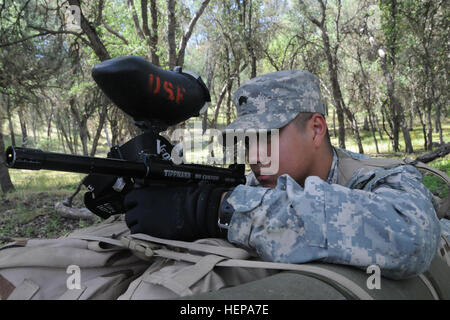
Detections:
[124, 182, 230, 241]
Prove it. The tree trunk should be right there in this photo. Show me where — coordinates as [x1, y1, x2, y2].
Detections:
[68, 0, 111, 62]
[300, 0, 347, 149]
[211, 80, 231, 129]
[399, 106, 413, 153]
[69, 98, 89, 156]
[202, 56, 216, 134]
[90, 104, 107, 156]
[31, 111, 38, 146]
[57, 127, 66, 153]
[6, 96, 15, 146]
[332, 108, 337, 138]
[47, 104, 54, 139]
[363, 117, 369, 131]
[241, 0, 257, 79]
[362, 22, 413, 153]
[336, 110, 346, 149]
[437, 103, 444, 145]
[325, 56, 347, 149]
[0, 121, 15, 193]
[17, 106, 28, 147]
[104, 124, 112, 148]
[167, 0, 177, 69]
[140, 0, 160, 65]
[368, 110, 380, 154]
[400, 119, 413, 153]
[408, 102, 414, 131]
[148, 0, 160, 65]
[381, 103, 394, 145]
[226, 86, 232, 126]
[415, 102, 427, 150]
[375, 114, 383, 141]
[176, 0, 211, 67]
[72, 118, 79, 154]
[108, 109, 120, 147]
[80, 118, 89, 155]
[416, 142, 450, 163]
[426, 105, 433, 150]
[56, 112, 74, 153]
[349, 113, 364, 154]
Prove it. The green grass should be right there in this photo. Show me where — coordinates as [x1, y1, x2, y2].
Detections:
[330, 124, 450, 155]
[8, 170, 86, 192]
[421, 155, 449, 198]
[328, 123, 450, 198]
[327, 123, 450, 198]
[0, 187, 91, 246]
[0, 169, 90, 246]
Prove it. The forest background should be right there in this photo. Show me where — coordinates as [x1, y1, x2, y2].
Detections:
[0, 0, 448, 242]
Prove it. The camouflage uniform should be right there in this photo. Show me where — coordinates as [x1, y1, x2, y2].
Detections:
[224, 70, 442, 280]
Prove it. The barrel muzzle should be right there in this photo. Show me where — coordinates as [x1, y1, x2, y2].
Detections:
[5, 146, 44, 170]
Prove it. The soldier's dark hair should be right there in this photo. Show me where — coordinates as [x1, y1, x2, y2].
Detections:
[292, 112, 332, 148]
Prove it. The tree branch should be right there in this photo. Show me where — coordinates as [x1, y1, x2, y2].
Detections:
[0, 32, 50, 48]
[176, 0, 211, 67]
[298, 0, 322, 27]
[27, 25, 91, 47]
[167, 0, 177, 68]
[127, 0, 145, 41]
[416, 143, 450, 163]
[68, 0, 111, 61]
[141, 0, 151, 37]
[102, 22, 129, 45]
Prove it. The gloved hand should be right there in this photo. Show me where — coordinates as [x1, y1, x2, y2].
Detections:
[124, 182, 230, 241]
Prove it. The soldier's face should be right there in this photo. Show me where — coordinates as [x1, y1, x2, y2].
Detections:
[249, 120, 316, 188]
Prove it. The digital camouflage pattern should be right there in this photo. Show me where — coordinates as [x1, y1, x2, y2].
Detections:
[225, 70, 326, 131]
[441, 219, 450, 239]
[226, 148, 442, 280]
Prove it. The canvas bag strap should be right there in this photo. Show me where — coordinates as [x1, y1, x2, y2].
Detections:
[68, 234, 128, 250]
[144, 254, 227, 296]
[7, 279, 40, 300]
[154, 248, 373, 300]
[125, 233, 251, 260]
[121, 235, 373, 300]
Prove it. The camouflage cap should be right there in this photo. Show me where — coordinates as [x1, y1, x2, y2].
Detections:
[226, 70, 326, 130]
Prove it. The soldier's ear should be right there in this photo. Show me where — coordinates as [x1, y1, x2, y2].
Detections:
[311, 114, 327, 146]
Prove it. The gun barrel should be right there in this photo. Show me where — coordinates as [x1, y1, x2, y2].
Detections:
[6, 146, 147, 177]
[5, 146, 245, 185]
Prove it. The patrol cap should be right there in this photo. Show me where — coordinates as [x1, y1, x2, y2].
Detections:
[226, 70, 326, 131]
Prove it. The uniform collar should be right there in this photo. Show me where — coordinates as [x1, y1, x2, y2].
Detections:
[326, 147, 339, 184]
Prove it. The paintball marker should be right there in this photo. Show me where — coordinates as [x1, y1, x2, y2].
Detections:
[5, 56, 245, 219]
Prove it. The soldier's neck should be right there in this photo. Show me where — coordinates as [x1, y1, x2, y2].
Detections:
[311, 145, 334, 183]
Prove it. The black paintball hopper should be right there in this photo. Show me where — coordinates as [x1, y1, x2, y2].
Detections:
[91, 56, 210, 127]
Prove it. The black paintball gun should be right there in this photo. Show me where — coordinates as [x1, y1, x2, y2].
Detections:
[5, 56, 245, 219]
